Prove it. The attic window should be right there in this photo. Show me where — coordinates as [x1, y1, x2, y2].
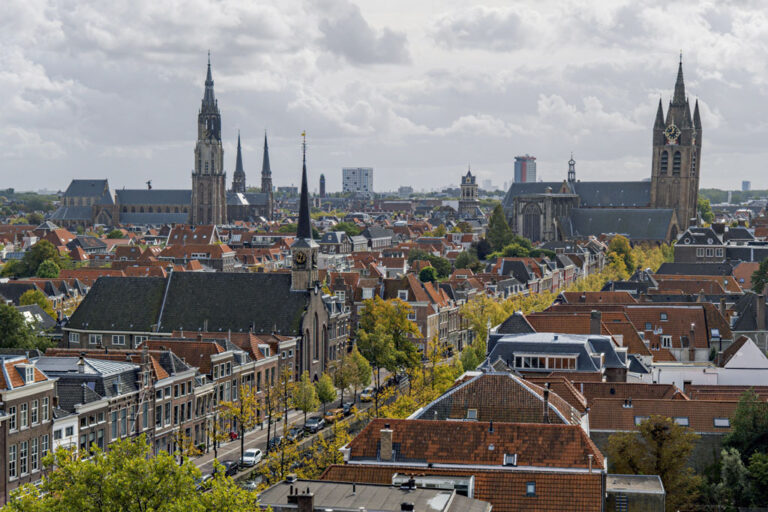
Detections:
[25, 367, 34, 383]
[660, 313, 668, 321]
[398, 290, 408, 301]
[660, 336, 672, 348]
[525, 482, 536, 497]
[504, 453, 518, 466]
[644, 323, 652, 331]
[466, 409, 478, 420]
[714, 418, 730, 428]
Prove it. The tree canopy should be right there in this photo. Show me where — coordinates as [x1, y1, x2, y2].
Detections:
[36, 258, 60, 278]
[486, 204, 513, 251]
[19, 289, 55, 318]
[0, 304, 51, 350]
[418, 266, 438, 283]
[751, 259, 768, 294]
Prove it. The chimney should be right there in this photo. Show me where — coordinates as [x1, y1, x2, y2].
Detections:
[401, 503, 415, 512]
[590, 310, 602, 335]
[287, 488, 314, 512]
[77, 355, 85, 374]
[542, 383, 551, 424]
[380, 425, 393, 461]
[757, 294, 766, 332]
[719, 297, 726, 317]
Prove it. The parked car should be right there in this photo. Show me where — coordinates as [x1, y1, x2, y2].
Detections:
[213, 460, 239, 477]
[286, 426, 305, 442]
[267, 436, 283, 451]
[195, 474, 214, 491]
[239, 448, 263, 467]
[360, 387, 375, 402]
[342, 402, 357, 416]
[304, 416, 326, 433]
[324, 408, 344, 424]
[239, 476, 263, 491]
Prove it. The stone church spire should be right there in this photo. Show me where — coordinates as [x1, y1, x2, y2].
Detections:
[672, 54, 686, 106]
[291, 132, 318, 291]
[202, 51, 216, 108]
[693, 99, 702, 130]
[231, 131, 246, 194]
[654, 98, 665, 129]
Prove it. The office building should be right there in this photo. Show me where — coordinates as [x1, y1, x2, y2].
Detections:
[342, 167, 373, 196]
[514, 155, 536, 183]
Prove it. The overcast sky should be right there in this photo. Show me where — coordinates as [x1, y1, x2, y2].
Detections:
[4, 0, 768, 194]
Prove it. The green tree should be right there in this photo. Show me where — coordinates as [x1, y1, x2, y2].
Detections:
[748, 452, 768, 505]
[0, 304, 48, 349]
[20, 240, 61, 277]
[607, 235, 636, 274]
[106, 229, 124, 239]
[724, 390, 768, 459]
[358, 297, 421, 374]
[19, 289, 55, 318]
[330, 353, 355, 405]
[711, 447, 750, 509]
[36, 258, 60, 278]
[4, 435, 252, 512]
[698, 197, 715, 224]
[27, 212, 44, 225]
[218, 385, 260, 466]
[607, 415, 700, 511]
[751, 259, 768, 294]
[334, 222, 362, 237]
[0, 260, 25, 278]
[348, 346, 372, 402]
[292, 371, 319, 424]
[315, 373, 336, 414]
[486, 204, 513, 251]
[454, 251, 481, 272]
[419, 266, 438, 283]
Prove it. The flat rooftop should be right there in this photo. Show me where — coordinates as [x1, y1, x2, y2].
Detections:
[606, 474, 665, 494]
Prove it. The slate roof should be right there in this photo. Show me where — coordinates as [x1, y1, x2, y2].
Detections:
[413, 372, 581, 425]
[63, 179, 112, 201]
[656, 262, 734, 276]
[495, 312, 536, 335]
[559, 208, 674, 240]
[119, 212, 190, 225]
[258, 480, 491, 512]
[115, 189, 191, 205]
[0, 282, 39, 304]
[67, 273, 311, 335]
[243, 192, 269, 206]
[49, 206, 93, 221]
[570, 181, 651, 207]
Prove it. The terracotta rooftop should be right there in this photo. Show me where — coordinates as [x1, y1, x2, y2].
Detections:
[348, 418, 604, 469]
[589, 398, 739, 433]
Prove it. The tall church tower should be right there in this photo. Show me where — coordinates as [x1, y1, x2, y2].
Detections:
[291, 133, 318, 291]
[191, 53, 227, 225]
[231, 131, 246, 194]
[650, 56, 702, 229]
[458, 167, 479, 217]
[261, 132, 274, 219]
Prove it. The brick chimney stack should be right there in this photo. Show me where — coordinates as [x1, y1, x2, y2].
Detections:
[380, 424, 393, 461]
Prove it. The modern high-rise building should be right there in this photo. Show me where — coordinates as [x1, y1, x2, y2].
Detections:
[342, 167, 373, 196]
[742, 181, 751, 192]
[482, 179, 492, 191]
[514, 155, 536, 183]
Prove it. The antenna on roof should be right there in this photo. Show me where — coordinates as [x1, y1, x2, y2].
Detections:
[146, 180, 152, 190]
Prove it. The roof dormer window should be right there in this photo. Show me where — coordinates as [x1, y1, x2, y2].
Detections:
[25, 366, 34, 384]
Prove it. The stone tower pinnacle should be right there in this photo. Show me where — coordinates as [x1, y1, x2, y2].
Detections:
[231, 131, 246, 194]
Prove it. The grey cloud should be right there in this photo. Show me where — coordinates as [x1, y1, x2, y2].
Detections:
[318, 1, 410, 64]
[432, 6, 527, 51]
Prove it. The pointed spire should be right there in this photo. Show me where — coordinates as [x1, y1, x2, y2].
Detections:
[654, 97, 665, 128]
[235, 131, 244, 174]
[261, 131, 272, 176]
[693, 99, 702, 130]
[673, 54, 686, 105]
[296, 132, 312, 240]
[202, 51, 216, 106]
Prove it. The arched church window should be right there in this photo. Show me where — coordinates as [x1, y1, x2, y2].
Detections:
[139, 207, 144, 213]
[148, 207, 153, 213]
[672, 151, 681, 175]
[523, 203, 542, 242]
[660, 151, 668, 174]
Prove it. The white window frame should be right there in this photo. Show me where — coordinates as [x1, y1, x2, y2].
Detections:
[714, 418, 730, 428]
[674, 417, 689, 426]
[70, 332, 80, 343]
[9, 445, 16, 480]
[89, 334, 102, 345]
[112, 335, 126, 346]
[696, 248, 705, 257]
[398, 290, 408, 301]
[660, 335, 672, 348]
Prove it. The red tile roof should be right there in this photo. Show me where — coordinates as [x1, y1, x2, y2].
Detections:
[589, 398, 739, 433]
[349, 418, 604, 469]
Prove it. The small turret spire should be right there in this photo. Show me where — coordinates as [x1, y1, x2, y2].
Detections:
[235, 131, 244, 173]
[693, 99, 702, 130]
[296, 132, 312, 240]
[261, 131, 271, 176]
[568, 154, 576, 183]
[654, 97, 665, 129]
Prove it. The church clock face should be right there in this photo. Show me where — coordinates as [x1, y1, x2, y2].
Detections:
[294, 251, 307, 266]
[664, 124, 681, 144]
